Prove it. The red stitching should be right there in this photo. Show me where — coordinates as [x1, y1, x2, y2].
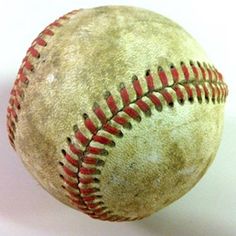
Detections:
[80, 167, 97, 175]
[6, 8, 227, 221]
[198, 62, 206, 80]
[190, 61, 199, 80]
[173, 86, 184, 103]
[23, 58, 34, 71]
[218, 72, 223, 82]
[211, 67, 218, 81]
[146, 71, 154, 90]
[120, 84, 130, 106]
[161, 90, 174, 105]
[34, 37, 47, 47]
[10, 89, 16, 97]
[83, 196, 96, 202]
[6, 8, 97, 218]
[63, 62, 226, 220]
[209, 84, 215, 101]
[71, 198, 86, 207]
[92, 135, 113, 145]
[59, 15, 70, 20]
[80, 178, 95, 184]
[219, 72, 223, 81]
[83, 114, 97, 134]
[148, 93, 162, 108]
[87, 203, 100, 209]
[27, 47, 40, 58]
[15, 89, 24, 99]
[75, 129, 89, 146]
[105, 92, 119, 115]
[7, 10, 79, 150]
[103, 123, 122, 136]
[67, 192, 81, 199]
[181, 62, 190, 81]
[87, 146, 107, 155]
[158, 66, 169, 86]
[62, 165, 77, 177]
[206, 65, 212, 81]
[202, 84, 209, 99]
[41, 28, 54, 36]
[215, 85, 220, 98]
[113, 115, 129, 126]
[132, 75, 143, 97]
[136, 99, 151, 114]
[93, 103, 107, 124]
[49, 21, 62, 27]
[170, 65, 179, 82]
[80, 188, 97, 195]
[195, 85, 202, 99]
[184, 84, 194, 99]
[62, 150, 79, 167]
[19, 74, 29, 84]
[92, 207, 105, 213]
[62, 177, 78, 189]
[83, 156, 97, 165]
[68, 143, 83, 155]
[123, 106, 141, 121]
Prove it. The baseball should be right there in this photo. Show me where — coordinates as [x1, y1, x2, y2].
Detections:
[7, 6, 227, 221]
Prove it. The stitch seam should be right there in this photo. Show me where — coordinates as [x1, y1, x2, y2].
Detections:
[59, 61, 227, 221]
[6, 9, 80, 148]
[6, 9, 228, 222]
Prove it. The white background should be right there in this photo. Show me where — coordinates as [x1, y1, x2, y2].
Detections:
[0, 0, 236, 236]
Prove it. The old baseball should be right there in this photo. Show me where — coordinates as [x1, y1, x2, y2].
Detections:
[7, 6, 227, 221]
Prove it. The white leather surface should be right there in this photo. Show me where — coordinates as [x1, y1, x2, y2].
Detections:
[0, 0, 235, 235]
